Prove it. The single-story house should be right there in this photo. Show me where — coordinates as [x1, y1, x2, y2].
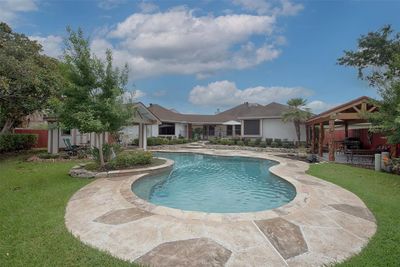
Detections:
[119, 101, 306, 143]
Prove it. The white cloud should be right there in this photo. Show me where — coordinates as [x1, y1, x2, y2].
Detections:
[121, 90, 146, 103]
[189, 80, 312, 107]
[0, 0, 37, 25]
[29, 35, 63, 58]
[306, 100, 336, 114]
[138, 1, 159, 13]
[90, 7, 281, 79]
[152, 90, 167, 97]
[32, 4, 301, 80]
[233, 0, 303, 16]
[98, 0, 126, 10]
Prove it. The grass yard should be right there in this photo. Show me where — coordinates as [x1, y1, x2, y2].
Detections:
[0, 154, 136, 266]
[308, 163, 400, 267]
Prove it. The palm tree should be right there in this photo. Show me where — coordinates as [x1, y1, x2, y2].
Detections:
[282, 98, 312, 144]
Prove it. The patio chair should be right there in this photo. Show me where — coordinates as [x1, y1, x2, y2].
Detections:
[63, 138, 79, 156]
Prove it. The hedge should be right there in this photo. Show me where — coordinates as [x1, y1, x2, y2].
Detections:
[107, 150, 153, 169]
[0, 134, 37, 153]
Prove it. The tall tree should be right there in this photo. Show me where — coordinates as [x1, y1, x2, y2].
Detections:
[0, 22, 63, 133]
[338, 25, 400, 144]
[282, 98, 311, 144]
[60, 27, 131, 167]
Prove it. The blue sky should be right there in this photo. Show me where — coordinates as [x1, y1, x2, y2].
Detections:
[2, 0, 400, 114]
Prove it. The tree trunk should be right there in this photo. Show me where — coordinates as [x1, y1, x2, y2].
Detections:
[294, 121, 301, 144]
[97, 133, 105, 168]
[1, 119, 14, 134]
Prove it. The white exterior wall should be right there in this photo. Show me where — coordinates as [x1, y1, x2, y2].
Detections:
[174, 123, 187, 138]
[120, 124, 160, 143]
[149, 125, 158, 137]
[261, 118, 306, 141]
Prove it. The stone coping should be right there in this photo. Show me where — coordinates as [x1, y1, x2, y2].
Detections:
[65, 148, 377, 266]
[123, 150, 308, 222]
[70, 157, 174, 178]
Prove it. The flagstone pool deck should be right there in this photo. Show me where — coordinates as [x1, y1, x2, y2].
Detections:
[65, 149, 376, 267]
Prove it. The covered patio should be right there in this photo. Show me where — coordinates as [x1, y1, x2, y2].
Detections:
[306, 96, 384, 165]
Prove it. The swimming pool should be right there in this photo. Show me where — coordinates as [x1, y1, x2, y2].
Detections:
[132, 152, 296, 213]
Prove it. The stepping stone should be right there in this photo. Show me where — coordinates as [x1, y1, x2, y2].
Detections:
[329, 204, 375, 222]
[94, 207, 152, 225]
[255, 217, 308, 259]
[136, 238, 232, 267]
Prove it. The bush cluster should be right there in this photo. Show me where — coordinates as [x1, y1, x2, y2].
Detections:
[0, 134, 37, 153]
[107, 150, 153, 169]
[209, 137, 306, 149]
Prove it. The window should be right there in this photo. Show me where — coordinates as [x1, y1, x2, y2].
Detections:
[226, 125, 233, 136]
[159, 123, 175, 135]
[61, 129, 71, 136]
[208, 125, 215, 136]
[243, 120, 260, 135]
[235, 125, 241, 135]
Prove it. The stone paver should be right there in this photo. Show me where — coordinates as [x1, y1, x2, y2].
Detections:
[65, 149, 376, 266]
[330, 203, 376, 222]
[94, 207, 152, 225]
[255, 218, 308, 259]
[136, 238, 232, 267]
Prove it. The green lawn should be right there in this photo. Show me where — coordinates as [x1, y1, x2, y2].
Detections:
[307, 163, 400, 267]
[0, 154, 136, 266]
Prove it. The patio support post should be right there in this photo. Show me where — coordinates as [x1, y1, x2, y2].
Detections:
[138, 123, 143, 149]
[311, 124, 316, 153]
[328, 119, 335, 161]
[306, 125, 309, 145]
[318, 122, 324, 157]
[344, 122, 349, 138]
[143, 124, 147, 151]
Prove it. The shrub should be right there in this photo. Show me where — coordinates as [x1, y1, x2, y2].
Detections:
[220, 139, 229, 145]
[108, 150, 153, 169]
[147, 137, 169, 146]
[271, 141, 278, 148]
[132, 138, 139, 146]
[254, 138, 261, 146]
[265, 138, 273, 146]
[273, 138, 282, 147]
[282, 141, 294, 149]
[259, 141, 267, 148]
[0, 134, 37, 153]
[248, 140, 257, 147]
[236, 140, 245, 146]
[226, 139, 235, 146]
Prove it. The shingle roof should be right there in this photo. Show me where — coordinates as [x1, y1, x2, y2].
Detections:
[148, 102, 290, 124]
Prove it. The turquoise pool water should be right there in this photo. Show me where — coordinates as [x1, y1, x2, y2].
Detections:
[132, 152, 296, 213]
